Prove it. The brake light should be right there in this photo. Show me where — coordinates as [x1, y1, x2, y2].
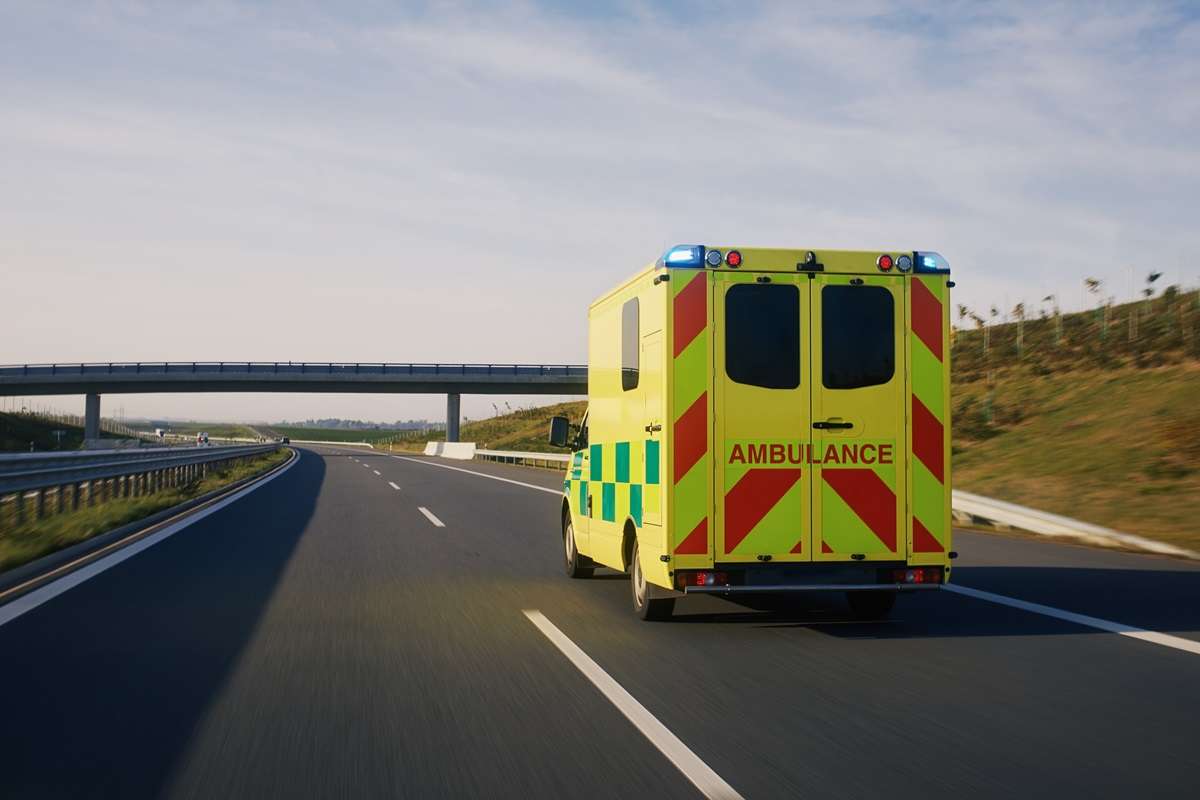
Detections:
[891, 567, 943, 584]
[676, 571, 729, 588]
[877, 254, 894, 272]
[725, 250, 742, 268]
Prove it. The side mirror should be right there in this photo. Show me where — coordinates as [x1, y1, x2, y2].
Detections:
[548, 416, 571, 448]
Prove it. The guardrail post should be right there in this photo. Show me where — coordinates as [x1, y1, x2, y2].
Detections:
[57, 485, 66, 514]
[35, 488, 46, 519]
[15, 491, 27, 525]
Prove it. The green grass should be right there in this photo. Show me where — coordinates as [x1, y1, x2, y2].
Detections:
[146, 421, 260, 440]
[0, 413, 131, 452]
[0, 448, 290, 573]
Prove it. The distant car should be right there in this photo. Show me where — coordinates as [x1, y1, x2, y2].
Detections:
[281, 436, 290, 444]
[196, 432, 210, 446]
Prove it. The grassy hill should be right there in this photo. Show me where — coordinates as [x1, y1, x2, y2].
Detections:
[953, 365, 1198, 550]
[0, 413, 131, 452]
[391, 401, 587, 452]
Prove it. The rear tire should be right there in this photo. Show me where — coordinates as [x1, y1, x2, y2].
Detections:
[846, 590, 896, 620]
[630, 539, 674, 621]
[563, 517, 593, 579]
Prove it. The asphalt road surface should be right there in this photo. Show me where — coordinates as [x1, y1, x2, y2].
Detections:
[1, 446, 1197, 799]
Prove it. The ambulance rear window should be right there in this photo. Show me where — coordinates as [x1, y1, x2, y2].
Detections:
[822, 285, 894, 389]
[725, 284, 800, 389]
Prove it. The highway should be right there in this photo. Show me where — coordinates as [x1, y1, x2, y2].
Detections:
[1, 446, 1197, 799]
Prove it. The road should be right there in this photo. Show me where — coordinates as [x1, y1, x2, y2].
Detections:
[1, 446, 1197, 799]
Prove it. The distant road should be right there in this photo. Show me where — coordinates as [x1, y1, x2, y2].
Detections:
[0, 446, 1196, 798]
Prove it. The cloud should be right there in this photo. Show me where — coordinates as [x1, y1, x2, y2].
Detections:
[1, 0, 1197, 421]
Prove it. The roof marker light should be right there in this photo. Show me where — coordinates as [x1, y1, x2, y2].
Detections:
[705, 249, 723, 267]
[914, 251, 951, 274]
[896, 254, 912, 272]
[725, 250, 742, 268]
[662, 245, 705, 268]
[877, 254, 894, 271]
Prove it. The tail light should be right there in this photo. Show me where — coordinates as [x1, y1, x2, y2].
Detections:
[891, 567, 943, 584]
[876, 254, 894, 271]
[676, 571, 729, 589]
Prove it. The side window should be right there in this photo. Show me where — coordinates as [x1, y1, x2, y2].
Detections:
[577, 412, 589, 449]
[822, 285, 895, 389]
[725, 284, 800, 389]
[621, 298, 639, 391]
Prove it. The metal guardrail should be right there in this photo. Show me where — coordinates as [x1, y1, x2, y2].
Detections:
[951, 490, 1199, 559]
[0, 362, 588, 378]
[475, 449, 571, 469]
[0, 444, 280, 526]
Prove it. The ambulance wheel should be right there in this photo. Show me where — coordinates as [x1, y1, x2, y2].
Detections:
[563, 517, 593, 579]
[846, 590, 896, 620]
[630, 540, 674, 621]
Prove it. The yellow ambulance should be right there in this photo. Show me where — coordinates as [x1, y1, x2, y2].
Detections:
[549, 245, 953, 620]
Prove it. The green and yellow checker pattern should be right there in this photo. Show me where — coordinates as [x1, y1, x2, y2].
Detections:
[563, 439, 660, 527]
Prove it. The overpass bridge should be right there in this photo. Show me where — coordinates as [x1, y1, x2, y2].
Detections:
[0, 362, 589, 442]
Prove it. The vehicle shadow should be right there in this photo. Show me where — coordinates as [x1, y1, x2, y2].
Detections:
[0, 448, 325, 799]
[669, 566, 1200, 639]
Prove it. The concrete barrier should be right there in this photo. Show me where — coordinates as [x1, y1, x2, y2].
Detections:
[423, 442, 476, 460]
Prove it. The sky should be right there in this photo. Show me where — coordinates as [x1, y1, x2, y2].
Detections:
[3, 1, 1198, 423]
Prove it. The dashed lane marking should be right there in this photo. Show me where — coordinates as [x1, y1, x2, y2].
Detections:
[418, 507, 445, 528]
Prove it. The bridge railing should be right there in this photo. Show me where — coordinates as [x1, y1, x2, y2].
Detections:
[0, 444, 280, 529]
[0, 362, 588, 378]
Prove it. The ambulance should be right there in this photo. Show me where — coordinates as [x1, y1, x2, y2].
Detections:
[549, 245, 954, 620]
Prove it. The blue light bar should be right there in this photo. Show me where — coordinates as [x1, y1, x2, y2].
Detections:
[661, 244, 706, 268]
[914, 251, 950, 274]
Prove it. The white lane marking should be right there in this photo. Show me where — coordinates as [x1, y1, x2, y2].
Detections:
[373, 470, 381, 476]
[389, 455, 561, 495]
[388, 482, 401, 491]
[418, 507, 445, 528]
[0, 451, 301, 627]
[523, 610, 743, 800]
[361, 463, 371, 469]
[945, 584, 1200, 657]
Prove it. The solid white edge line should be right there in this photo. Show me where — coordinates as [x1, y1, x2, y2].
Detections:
[945, 584, 1200, 656]
[418, 507, 445, 528]
[0, 450, 302, 628]
[389, 454, 561, 495]
[388, 482, 401, 491]
[523, 609, 743, 800]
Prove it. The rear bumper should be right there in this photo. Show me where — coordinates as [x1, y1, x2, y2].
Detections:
[673, 561, 947, 594]
[684, 583, 940, 595]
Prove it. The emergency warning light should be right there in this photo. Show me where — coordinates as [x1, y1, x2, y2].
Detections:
[662, 245, 705, 268]
[914, 251, 950, 273]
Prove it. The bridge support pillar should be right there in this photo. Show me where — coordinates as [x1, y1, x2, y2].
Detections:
[84, 393, 101, 440]
[446, 393, 461, 442]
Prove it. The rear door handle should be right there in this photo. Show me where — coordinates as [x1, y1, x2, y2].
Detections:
[813, 421, 854, 430]
[644, 423, 662, 433]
